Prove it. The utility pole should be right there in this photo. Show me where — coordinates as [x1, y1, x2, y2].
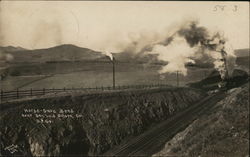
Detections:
[112, 57, 115, 89]
[176, 71, 179, 87]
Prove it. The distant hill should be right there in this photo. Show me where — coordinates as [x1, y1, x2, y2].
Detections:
[6, 44, 161, 64]
[234, 48, 249, 57]
[234, 49, 249, 68]
[0, 46, 27, 52]
[8, 44, 109, 63]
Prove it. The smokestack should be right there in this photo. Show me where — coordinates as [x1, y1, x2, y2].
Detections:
[113, 57, 115, 89]
[103, 51, 115, 89]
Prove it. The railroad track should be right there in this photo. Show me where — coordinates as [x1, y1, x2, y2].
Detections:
[104, 92, 226, 156]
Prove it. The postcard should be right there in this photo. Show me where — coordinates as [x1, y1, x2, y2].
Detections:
[0, 1, 249, 156]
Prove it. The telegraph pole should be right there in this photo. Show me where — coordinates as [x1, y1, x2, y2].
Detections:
[112, 57, 115, 89]
[176, 71, 179, 87]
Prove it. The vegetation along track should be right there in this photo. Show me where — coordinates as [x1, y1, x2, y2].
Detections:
[104, 92, 226, 156]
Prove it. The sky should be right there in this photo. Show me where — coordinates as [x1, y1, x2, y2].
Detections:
[0, 1, 249, 52]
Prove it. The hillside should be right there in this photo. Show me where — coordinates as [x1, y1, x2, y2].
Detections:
[8, 44, 108, 63]
[0, 46, 27, 52]
[154, 83, 249, 157]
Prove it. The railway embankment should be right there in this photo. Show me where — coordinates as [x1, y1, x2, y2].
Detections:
[154, 83, 249, 157]
[0, 87, 205, 156]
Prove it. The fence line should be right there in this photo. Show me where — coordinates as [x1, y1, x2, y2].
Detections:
[0, 84, 170, 102]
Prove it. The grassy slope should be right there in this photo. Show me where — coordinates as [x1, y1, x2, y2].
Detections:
[154, 83, 249, 157]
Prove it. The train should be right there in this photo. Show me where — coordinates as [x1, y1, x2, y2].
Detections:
[189, 69, 249, 91]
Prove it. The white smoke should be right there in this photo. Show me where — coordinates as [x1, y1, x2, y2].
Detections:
[106, 52, 113, 61]
[147, 36, 196, 75]
[144, 21, 236, 80]
[201, 32, 236, 80]
[102, 50, 113, 60]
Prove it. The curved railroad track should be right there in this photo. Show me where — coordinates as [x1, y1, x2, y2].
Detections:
[104, 92, 226, 156]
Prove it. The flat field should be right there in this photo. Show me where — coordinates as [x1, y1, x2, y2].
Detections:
[0, 61, 212, 91]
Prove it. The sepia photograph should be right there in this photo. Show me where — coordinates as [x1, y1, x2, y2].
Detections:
[0, 1, 249, 156]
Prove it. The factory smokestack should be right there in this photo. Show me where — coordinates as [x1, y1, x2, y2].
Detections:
[103, 51, 115, 89]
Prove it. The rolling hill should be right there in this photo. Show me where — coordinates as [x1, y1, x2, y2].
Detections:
[0, 46, 27, 52]
[5, 44, 160, 64]
[7, 44, 108, 63]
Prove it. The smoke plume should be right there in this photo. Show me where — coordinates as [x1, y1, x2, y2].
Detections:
[148, 36, 196, 75]
[104, 51, 113, 61]
[144, 20, 236, 79]
[102, 20, 236, 80]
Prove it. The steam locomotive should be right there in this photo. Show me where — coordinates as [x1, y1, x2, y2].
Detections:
[189, 69, 249, 91]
